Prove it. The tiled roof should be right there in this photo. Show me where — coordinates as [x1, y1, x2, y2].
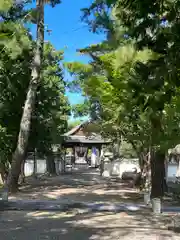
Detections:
[63, 120, 90, 136]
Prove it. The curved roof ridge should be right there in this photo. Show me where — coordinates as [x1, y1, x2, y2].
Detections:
[64, 120, 90, 136]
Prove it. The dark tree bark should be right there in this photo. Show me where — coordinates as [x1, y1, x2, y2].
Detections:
[7, 0, 44, 193]
[46, 154, 56, 175]
[151, 150, 166, 198]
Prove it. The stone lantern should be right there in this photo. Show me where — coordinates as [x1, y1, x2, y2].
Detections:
[100, 151, 113, 177]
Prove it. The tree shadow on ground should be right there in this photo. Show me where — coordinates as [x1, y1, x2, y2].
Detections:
[9, 168, 178, 208]
[4, 168, 180, 239]
[0, 210, 178, 240]
[10, 169, 144, 204]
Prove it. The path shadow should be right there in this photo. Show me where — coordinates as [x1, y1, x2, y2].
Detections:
[0, 210, 178, 240]
[13, 169, 178, 208]
[10, 169, 144, 204]
[5, 168, 180, 239]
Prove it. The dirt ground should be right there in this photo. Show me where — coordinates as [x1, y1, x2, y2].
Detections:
[9, 168, 143, 205]
[0, 210, 179, 240]
[2, 167, 179, 239]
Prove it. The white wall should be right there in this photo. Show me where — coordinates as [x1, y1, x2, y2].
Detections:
[167, 163, 178, 182]
[24, 159, 47, 176]
[103, 158, 177, 181]
[110, 159, 140, 178]
[102, 158, 140, 178]
[24, 157, 178, 181]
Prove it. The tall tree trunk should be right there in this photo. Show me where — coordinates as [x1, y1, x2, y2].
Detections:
[150, 149, 166, 198]
[137, 151, 145, 172]
[19, 159, 26, 184]
[46, 154, 56, 175]
[141, 150, 151, 192]
[7, 0, 44, 193]
[19, 149, 28, 184]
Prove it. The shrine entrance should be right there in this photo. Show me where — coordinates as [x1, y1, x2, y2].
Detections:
[61, 121, 110, 172]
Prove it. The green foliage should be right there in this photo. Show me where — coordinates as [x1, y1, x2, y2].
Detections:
[66, 44, 154, 150]
[29, 42, 70, 154]
[65, 0, 180, 158]
[0, 2, 32, 59]
[0, 28, 32, 164]
[68, 120, 81, 131]
[71, 102, 90, 118]
[0, 1, 70, 166]
[120, 139, 137, 158]
[0, 0, 13, 12]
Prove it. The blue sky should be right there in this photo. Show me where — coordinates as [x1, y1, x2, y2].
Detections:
[28, 0, 105, 121]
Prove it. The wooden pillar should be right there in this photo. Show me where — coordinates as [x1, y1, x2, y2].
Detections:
[72, 147, 75, 165]
[84, 146, 88, 163]
[97, 145, 101, 166]
[74, 146, 78, 164]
